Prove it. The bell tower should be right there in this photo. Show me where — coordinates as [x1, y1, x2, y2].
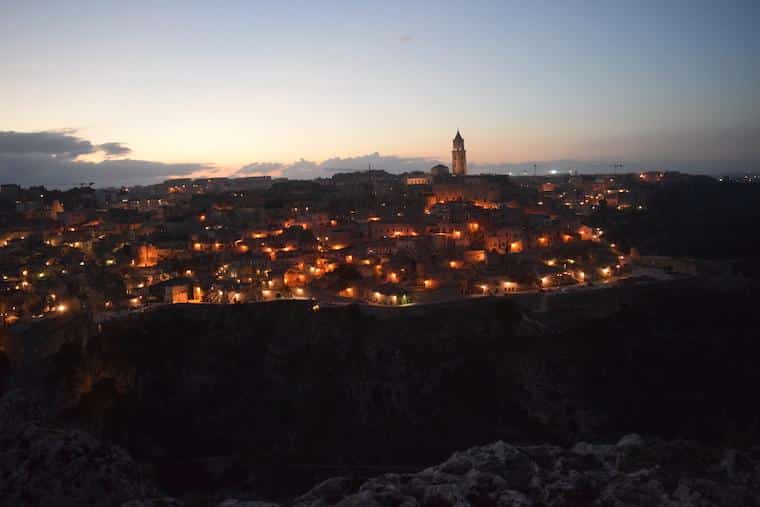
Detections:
[452, 130, 467, 176]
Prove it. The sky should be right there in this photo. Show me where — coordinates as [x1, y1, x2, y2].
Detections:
[1, 0, 759, 187]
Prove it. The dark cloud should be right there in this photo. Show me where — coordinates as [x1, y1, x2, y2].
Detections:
[0, 130, 135, 160]
[0, 130, 209, 188]
[0, 153, 211, 188]
[0, 130, 96, 159]
[97, 142, 132, 158]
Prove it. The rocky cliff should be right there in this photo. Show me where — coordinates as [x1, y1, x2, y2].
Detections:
[2, 283, 759, 502]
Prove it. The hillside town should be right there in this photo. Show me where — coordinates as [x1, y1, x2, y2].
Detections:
[0, 132, 705, 325]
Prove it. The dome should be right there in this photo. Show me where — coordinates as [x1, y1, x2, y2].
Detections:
[430, 164, 450, 176]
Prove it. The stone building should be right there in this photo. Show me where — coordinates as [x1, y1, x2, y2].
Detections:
[452, 130, 467, 176]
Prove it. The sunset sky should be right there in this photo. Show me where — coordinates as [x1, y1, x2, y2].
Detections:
[1, 0, 759, 186]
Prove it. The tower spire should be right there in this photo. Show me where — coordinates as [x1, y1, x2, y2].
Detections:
[452, 129, 467, 176]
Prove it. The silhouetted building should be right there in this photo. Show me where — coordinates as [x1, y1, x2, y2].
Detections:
[430, 164, 450, 178]
[452, 130, 467, 176]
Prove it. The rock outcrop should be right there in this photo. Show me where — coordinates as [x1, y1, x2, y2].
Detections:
[129, 436, 760, 506]
[0, 390, 155, 507]
[218, 437, 760, 506]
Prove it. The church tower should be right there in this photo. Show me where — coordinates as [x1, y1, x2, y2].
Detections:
[452, 130, 467, 176]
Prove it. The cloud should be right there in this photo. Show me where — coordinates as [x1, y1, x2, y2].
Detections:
[236, 151, 760, 181]
[4, 124, 758, 189]
[236, 162, 288, 177]
[0, 153, 212, 188]
[236, 153, 620, 179]
[285, 159, 325, 179]
[0, 130, 96, 159]
[97, 142, 132, 158]
[0, 130, 210, 188]
[235, 152, 443, 180]
[236, 159, 322, 179]
[320, 152, 440, 173]
[0, 130, 136, 161]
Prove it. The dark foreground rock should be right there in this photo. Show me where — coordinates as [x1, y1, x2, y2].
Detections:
[2, 389, 758, 506]
[0, 390, 155, 507]
[129, 437, 760, 506]
[284, 438, 760, 506]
